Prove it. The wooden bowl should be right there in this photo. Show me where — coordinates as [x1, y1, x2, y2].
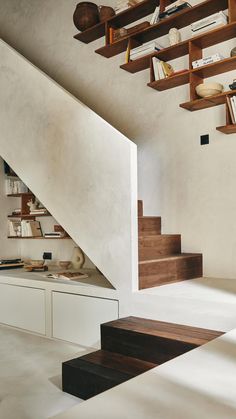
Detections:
[59, 261, 71, 270]
[73, 2, 99, 31]
[196, 82, 223, 98]
[30, 260, 45, 267]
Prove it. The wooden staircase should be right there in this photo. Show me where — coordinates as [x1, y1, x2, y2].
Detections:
[62, 316, 223, 400]
[138, 200, 203, 289]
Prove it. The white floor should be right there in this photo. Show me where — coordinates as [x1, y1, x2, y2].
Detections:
[0, 325, 83, 419]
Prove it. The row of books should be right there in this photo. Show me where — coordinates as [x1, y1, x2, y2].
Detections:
[8, 219, 67, 238]
[192, 53, 225, 69]
[129, 41, 163, 61]
[5, 179, 28, 195]
[227, 96, 236, 125]
[29, 208, 48, 215]
[152, 57, 174, 80]
[8, 220, 42, 237]
[159, 1, 191, 19]
[191, 11, 227, 36]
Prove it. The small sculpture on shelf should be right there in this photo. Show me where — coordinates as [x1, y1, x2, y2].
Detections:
[71, 246, 85, 269]
[27, 198, 38, 212]
[168, 28, 181, 46]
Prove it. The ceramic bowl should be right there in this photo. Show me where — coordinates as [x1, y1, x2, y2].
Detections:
[59, 260, 71, 270]
[30, 259, 45, 267]
[196, 83, 224, 98]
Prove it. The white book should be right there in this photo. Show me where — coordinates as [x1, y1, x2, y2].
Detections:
[157, 61, 165, 79]
[150, 6, 159, 25]
[191, 12, 227, 31]
[231, 97, 236, 123]
[152, 57, 160, 81]
[131, 41, 163, 54]
[191, 20, 227, 36]
[130, 48, 157, 59]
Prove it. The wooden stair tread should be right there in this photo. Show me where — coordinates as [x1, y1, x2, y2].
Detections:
[139, 253, 201, 264]
[102, 316, 223, 346]
[81, 350, 157, 375]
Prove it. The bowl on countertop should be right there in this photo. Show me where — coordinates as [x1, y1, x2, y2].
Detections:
[30, 260, 45, 267]
[196, 82, 224, 98]
[59, 261, 71, 270]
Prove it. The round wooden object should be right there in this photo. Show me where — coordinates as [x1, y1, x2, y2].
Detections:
[73, 2, 100, 31]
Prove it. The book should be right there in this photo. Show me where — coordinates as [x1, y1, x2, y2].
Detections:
[125, 39, 131, 63]
[46, 271, 89, 281]
[192, 54, 225, 69]
[230, 96, 236, 123]
[191, 11, 227, 32]
[227, 96, 236, 124]
[152, 57, 160, 80]
[150, 6, 159, 25]
[161, 61, 174, 77]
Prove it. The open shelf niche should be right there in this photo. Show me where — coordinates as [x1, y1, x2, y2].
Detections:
[74, 0, 236, 134]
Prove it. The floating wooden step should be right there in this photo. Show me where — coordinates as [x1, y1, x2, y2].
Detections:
[139, 234, 181, 261]
[101, 316, 223, 364]
[62, 349, 156, 400]
[138, 216, 161, 235]
[138, 200, 143, 217]
[139, 253, 202, 289]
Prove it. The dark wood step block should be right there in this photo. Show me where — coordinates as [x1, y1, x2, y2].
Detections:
[62, 349, 156, 400]
[138, 200, 143, 216]
[139, 253, 202, 289]
[138, 216, 161, 235]
[101, 316, 223, 364]
[139, 234, 181, 260]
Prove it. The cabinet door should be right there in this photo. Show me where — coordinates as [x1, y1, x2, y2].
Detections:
[52, 292, 118, 347]
[0, 283, 45, 334]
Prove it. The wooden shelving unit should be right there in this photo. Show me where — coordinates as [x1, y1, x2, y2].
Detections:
[6, 183, 71, 239]
[74, 0, 236, 133]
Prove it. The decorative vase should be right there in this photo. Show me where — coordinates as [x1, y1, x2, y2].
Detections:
[231, 47, 236, 57]
[99, 5, 115, 21]
[71, 246, 85, 269]
[73, 2, 100, 31]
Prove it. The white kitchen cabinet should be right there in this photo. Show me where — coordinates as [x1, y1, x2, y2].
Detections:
[0, 283, 45, 334]
[52, 291, 118, 348]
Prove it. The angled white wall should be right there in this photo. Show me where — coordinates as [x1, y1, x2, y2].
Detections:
[0, 40, 138, 291]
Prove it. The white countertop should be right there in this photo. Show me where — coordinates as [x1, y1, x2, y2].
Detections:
[0, 268, 118, 300]
[51, 327, 236, 419]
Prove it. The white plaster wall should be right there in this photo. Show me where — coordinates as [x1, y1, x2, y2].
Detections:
[0, 40, 138, 291]
[0, 0, 234, 279]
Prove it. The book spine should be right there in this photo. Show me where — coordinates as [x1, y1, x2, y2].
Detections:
[227, 96, 235, 124]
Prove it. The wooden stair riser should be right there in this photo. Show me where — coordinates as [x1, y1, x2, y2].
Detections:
[138, 217, 161, 235]
[101, 327, 198, 364]
[139, 234, 181, 260]
[139, 254, 203, 289]
[62, 350, 156, 400]
[138, 200, 143, 217]
[62, 359, 130, 400]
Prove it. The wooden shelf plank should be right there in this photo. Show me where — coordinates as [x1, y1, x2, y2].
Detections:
[121, 22, 236, 74]
[74, 0, 159, 44]
[180, 90, 236, 112]
[192, 56, 236, 78]
[148, 71, 190, 91]
[74, 22, 106, 44]
[8, 213, 51, 219]
[96, 0, 228, 58]
[216, 124, 236, 134]
[7, 192, 33, 197]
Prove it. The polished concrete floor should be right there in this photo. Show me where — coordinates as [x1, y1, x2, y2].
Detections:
[0, 325, 84, 419]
